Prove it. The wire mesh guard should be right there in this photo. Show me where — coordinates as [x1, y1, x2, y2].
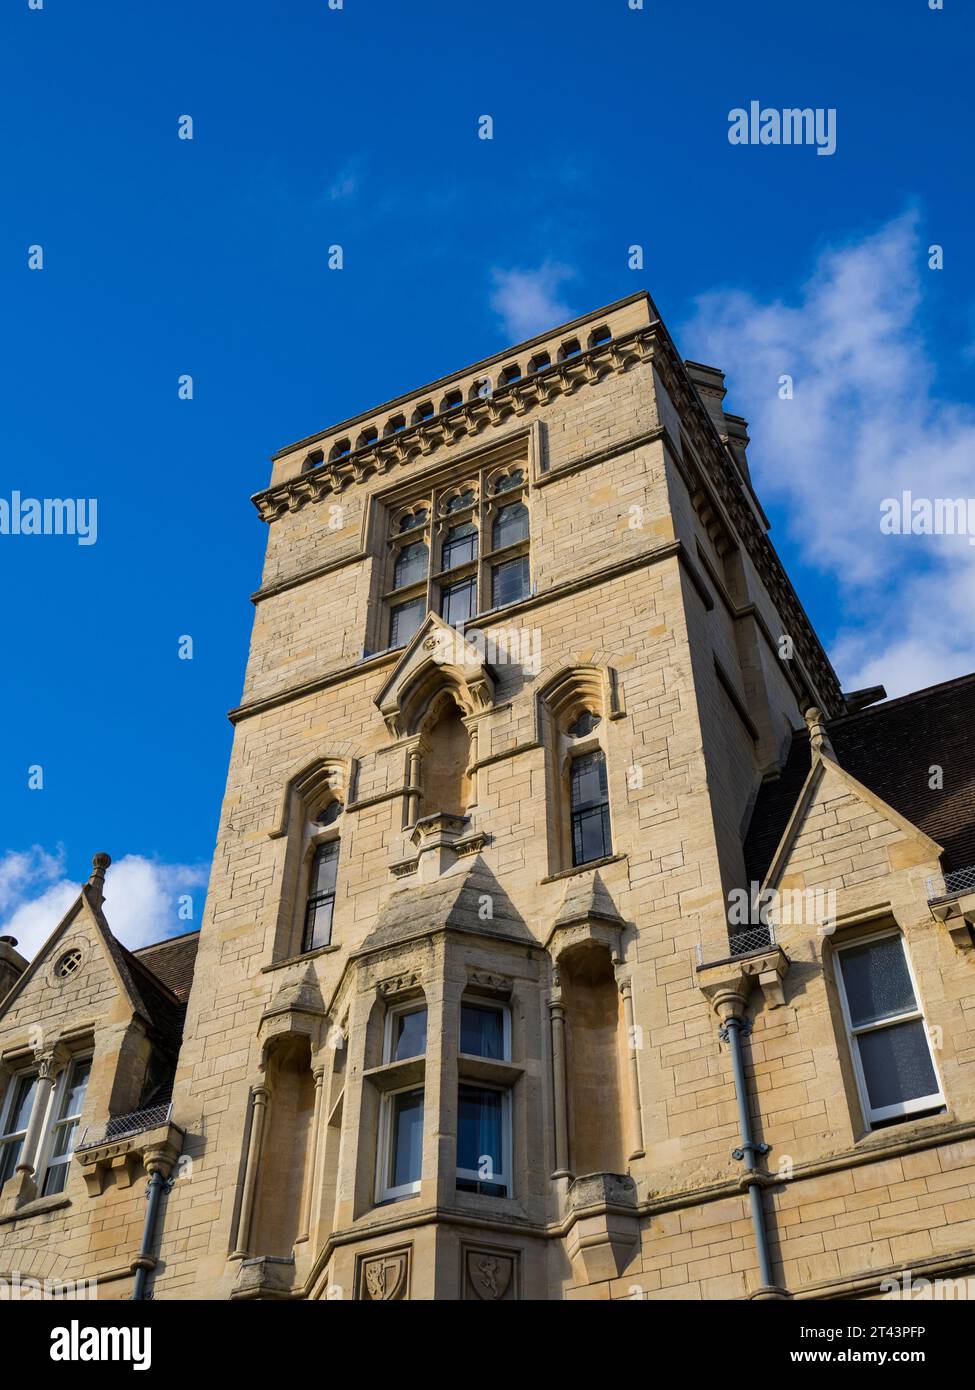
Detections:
[76, 1101, 172, 1151]
[928, 863, 975, 903]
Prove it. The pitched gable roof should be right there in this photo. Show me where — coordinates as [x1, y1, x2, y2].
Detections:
[131, 930, 200, 1003]
[0, 879, 198, 1062]
[745, 672, 975, 884]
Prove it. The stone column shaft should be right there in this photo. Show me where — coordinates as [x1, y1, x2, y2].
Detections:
[232, 1083, 269, 1258]
[548, 1000, 570, 1179]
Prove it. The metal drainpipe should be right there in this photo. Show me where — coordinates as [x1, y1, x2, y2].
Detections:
[132, 1164, 172, 1301]
[720, 1014, 779, 1294]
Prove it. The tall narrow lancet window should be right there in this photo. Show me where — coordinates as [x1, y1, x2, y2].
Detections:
[303, 800, 342, 953]
[569, 749, 612, 866]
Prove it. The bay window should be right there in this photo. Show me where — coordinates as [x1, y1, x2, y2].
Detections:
[457, 999, 512, 1198]
[377, 1003, 428, 1202]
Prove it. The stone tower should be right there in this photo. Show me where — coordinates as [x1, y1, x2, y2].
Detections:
[143, 290, 975, 1300]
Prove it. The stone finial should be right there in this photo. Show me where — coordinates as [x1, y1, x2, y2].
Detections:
[87, 852, 111, 908]
[803, 706, 835, 759]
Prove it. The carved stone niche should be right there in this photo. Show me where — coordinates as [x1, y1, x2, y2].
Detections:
[545, 869, 625, 967]
[257, 969, 328, 1057]
[355, 1245, 411, 1301]
[75, 1120, 183, 1198]
[462, 1244, 519, 1300]
[563, 1172, 639, 1285]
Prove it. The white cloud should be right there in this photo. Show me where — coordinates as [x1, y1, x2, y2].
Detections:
[489, 262, 576, 341]
[327, 161, 360, 202]
[682, 212, 975, 696]
[0, 849, 208, 962]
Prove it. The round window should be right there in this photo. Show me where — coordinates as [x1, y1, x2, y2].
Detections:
[55, 948, 84, 979]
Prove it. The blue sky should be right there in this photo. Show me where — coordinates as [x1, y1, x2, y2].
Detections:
[2, 0, 972, 954]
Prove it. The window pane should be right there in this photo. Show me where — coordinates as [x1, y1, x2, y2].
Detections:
[50, 1118, 80, 1161]
[393, 541, 428, 590]
[460, 1004, 504, 1059]
[389, 597, 424, 647]
[841, 937, 917, 1027]
[571, 751, 608, 809]
[572, 804, 612, 866]
[457, 1085, 505, 1194]
[62, 1059, 91, 1121]
[492, 502, 528, 550]
[493, 469, 523, 494]
[441, 577, 476, 628]
[392, 1008, 427, 1061]
[858, 1019, 939, 1113]
[309, 841, 339, 897]
[568, 710, 600, 738]
[42, 1159, 69, 1197]
[4, 1073, 38, 1137]
[0, 1138, 23, 1186]
[442, 522, 477, 571]
[303, 896, 334, 952]
[446, 490, 475, 514]
[389, 1089, 424, 1189]
[491, 555, 529, 607]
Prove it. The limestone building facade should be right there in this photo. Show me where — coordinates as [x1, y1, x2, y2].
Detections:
[3, 290, 975, 1300]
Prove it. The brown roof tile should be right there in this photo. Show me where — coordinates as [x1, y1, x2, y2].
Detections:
[744, 672, 975, 884]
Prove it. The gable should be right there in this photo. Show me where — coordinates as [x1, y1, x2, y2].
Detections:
[765, 755, 942, 894]
[0, 890, 143, 1051]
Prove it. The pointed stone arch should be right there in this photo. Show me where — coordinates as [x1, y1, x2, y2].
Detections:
[532, 654, 625, 742]
[535, 661, 625, 875]
[374, 613, 496, 740]
[268, 747, 361, 840]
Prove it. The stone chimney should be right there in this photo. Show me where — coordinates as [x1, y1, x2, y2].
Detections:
[0, 937, 28, 1001]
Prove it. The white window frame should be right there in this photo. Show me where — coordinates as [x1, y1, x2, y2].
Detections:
[375, 1002, 428, 1204]
[0, 1052, 92, 1195]
[834, 930, 944, 1127]
[376, 1084, 425, 1203]
[383, 1001, 427, 1064]
[457, 997, 513, 1198]
[36, 1054, 92, 1197]
[456, 1082, 513, 1198]
[459, 998, 511, 1061]
[0, 1068, 39, 1186]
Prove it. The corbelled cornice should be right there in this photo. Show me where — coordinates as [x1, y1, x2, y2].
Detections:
[250, 327, 654, 522]
[250, 313, 843, 715]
